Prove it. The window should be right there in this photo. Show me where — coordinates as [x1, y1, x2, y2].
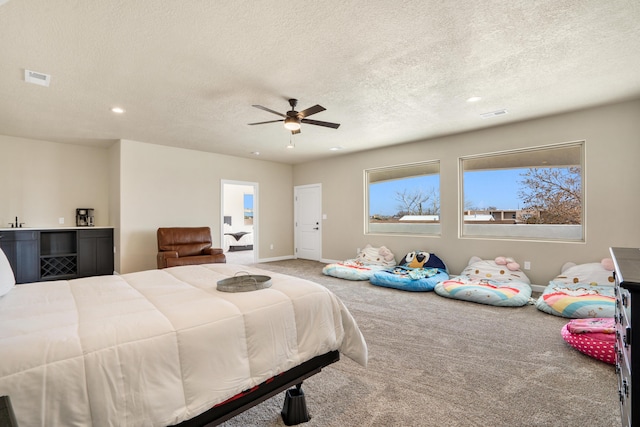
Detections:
[460, 142, 584, 241]
[366, 161, 440, 235]
[243, 194, 253, 225]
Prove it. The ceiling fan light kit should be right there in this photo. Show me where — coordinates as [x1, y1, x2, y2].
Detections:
[248, 98, 340, 134]
[283, 116, 301, 131]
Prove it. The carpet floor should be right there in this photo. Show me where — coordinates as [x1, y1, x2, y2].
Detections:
[218, 259, 620, 427]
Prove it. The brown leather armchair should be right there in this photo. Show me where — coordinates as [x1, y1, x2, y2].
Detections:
[157, 227, 226, 269]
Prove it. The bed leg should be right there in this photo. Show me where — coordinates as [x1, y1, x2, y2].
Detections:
[281, 382, 310, 426]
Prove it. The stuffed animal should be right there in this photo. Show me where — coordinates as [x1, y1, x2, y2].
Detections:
[461, 256, 530, 284]
[554, 258, 615, 286]
[355, 244, 396, 267]
[399, 251, 447, 271]
[378, 246, 395, 263]
[601, 258, 615, 272]
[495, 256, 520, 271]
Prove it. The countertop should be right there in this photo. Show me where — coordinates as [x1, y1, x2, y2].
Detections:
[0, 226, 114, 232]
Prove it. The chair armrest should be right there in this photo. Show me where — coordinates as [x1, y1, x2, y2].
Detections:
[203, 248, 224, 256]
[157, 251, 179, 269]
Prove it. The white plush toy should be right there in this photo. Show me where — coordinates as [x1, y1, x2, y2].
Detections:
[355, 244, 396, 267]
[460, 256, 530, 284]
[554, 258, 615, 286]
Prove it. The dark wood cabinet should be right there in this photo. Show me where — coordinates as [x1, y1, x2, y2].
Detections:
[610, 247, 640, 427]
[0, 228, 113, 283]
[78, 229, 114, 277]
[0, 230, 38, 283]
[0, 232, 17, 272]
[15, 231, 38, 283]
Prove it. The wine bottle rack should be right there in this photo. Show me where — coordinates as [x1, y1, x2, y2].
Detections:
[39, 231, 78, 280]
[40, 255, 77, 278]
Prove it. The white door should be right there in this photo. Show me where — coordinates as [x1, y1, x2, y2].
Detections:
[294, 184, 322, 261]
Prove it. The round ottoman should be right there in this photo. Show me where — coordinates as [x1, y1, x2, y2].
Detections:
[560, 317, 615, 364]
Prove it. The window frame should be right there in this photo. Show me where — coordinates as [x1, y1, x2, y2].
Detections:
[365, 160, 441, 236]
[459, 141, 585, 242]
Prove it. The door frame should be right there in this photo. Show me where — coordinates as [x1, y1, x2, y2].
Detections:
[294, 183, 322, 260]
[221, 179, 258, 263]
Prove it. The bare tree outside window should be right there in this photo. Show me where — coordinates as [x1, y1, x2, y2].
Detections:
[394, 188, 439, 216]
[518, 166, 581, 224]
[366, 161, 440, 235]
[460, 142, 584, 241]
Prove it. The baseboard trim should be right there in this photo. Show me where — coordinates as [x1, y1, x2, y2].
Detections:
[530, 284, 545, 293]
[257, 255, 295, 263]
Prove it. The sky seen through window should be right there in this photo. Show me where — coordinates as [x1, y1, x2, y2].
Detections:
[369, 169, 528, 216]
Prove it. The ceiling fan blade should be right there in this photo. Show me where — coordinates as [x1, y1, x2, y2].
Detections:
[301, 118, 341, 129]
[297, 104, 326, 118]
[291, 129, 301, 135]
[252, 105, 286, 118]
[247, 119, 284, 125]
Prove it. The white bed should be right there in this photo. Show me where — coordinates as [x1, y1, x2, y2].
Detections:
[0, 263, 367, 426]
[223, 224, 254, 252]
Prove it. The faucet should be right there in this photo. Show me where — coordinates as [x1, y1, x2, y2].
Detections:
[9, 216, 23, 228]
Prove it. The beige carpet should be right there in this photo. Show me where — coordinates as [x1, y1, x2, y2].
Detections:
[219, 260, 620, 427]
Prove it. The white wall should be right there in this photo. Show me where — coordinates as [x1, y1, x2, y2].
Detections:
[0, 135, 110, 228]
[117, 140, 292, 273]
[293, 99, 640, 285]
[108, 141, 122, 272]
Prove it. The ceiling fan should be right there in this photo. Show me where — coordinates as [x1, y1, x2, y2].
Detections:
[248, 99, 340, 134]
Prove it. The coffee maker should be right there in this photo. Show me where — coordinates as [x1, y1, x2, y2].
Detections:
[76, 208, 95, 227]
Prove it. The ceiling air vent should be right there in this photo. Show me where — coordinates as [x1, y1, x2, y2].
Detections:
[24, 69, 51, 87]
[480, 109, 507, 119]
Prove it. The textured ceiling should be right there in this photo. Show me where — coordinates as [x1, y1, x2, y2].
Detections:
[1, 0, 639, 164]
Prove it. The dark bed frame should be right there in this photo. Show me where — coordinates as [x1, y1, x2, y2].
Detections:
[172, 350, 340, 427]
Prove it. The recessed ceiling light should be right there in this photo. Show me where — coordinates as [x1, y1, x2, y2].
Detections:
[251, 151, 260, 156]
[329, 146, 343, 151]
[111, 107, 125, 114]
[466, 96, 482, 103]
[480, 109, 508, 118]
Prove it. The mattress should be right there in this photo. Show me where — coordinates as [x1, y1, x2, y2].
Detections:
[0, 264, 367, 426]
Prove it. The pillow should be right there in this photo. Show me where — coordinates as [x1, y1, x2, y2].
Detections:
[553, 260, 615, 286]
[459, 256, 530, 284]
[0, 248, 16, 297]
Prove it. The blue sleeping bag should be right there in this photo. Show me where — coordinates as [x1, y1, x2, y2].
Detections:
[370, 251, 448, 292]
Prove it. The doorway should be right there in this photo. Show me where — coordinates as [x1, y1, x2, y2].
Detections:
[221, 180, 258, 264]
[294, 183, 322, 261]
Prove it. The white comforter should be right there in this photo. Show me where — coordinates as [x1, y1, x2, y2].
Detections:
[0, 264, 367, 427]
